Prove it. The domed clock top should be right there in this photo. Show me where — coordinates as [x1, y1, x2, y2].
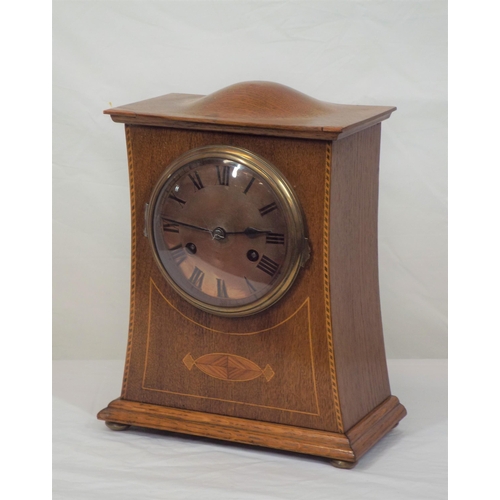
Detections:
[104, 81, 396, 139]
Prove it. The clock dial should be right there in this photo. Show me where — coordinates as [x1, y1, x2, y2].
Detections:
[148, 146, 307, 316]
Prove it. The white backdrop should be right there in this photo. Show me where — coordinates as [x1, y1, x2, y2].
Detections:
[53, 0, 447, 360]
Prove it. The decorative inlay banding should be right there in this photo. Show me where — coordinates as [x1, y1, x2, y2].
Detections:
[183, 353, 275, 382]
[121, 125, 137, 397]
[324, 142, 344, 432]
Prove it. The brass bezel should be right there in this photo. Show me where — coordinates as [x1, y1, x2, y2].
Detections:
[147, 145, 308, 317]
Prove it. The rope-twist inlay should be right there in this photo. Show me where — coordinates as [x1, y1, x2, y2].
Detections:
[323, 142, 344, 433]
[121, 125, 137, 397]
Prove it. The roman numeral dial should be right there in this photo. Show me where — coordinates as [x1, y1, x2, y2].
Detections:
[149, 147, 306, 316]
[188, 171, 204, 190]
[188, 267, 205, 290]
[266, 233, 285, 245]
[259, 202, 278, 216]
[162, 221, 179, 233]
[168, 194, 186, 207]
[256, 255, 280, 277]
[216, 165, 231, 186]
[169, 244, 187, 266]
[243, 176, 255, 194]
[216, 278, 228, 298]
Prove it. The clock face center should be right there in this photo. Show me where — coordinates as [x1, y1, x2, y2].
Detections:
[212, 227, 227, 241]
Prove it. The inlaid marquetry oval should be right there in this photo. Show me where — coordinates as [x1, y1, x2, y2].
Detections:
[183, 353, 275, 382]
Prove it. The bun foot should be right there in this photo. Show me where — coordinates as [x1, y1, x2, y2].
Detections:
[105, 421, 131, 431]
[330, 459, 356, 469]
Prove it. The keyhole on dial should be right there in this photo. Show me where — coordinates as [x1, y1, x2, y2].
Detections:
[247, 249, 259, 262]
[186, 242, 197, 254]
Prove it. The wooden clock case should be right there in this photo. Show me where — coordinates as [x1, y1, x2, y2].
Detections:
[97, 81, 406, 467]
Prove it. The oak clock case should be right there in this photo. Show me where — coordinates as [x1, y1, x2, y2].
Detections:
[97, 81, 407, 468]
[146, 145, 309, 317]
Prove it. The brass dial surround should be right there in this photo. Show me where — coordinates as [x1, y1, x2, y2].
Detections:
[147, 145, 308, 317]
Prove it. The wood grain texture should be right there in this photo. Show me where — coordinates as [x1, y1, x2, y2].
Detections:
[104, 81, 395, 140]
[97, 395, 405, 463]
[346, 395, 407, 460]
[329, 124, 392, 430]
[120, 126, 341, 431]
[98, 398, 354, 461]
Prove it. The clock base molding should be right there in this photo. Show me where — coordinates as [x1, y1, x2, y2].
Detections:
[97, 395, 406, 466]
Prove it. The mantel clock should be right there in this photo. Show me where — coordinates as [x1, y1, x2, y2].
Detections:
[97, 81, 406, 468]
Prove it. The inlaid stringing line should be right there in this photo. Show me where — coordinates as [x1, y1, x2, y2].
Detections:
[121, 125, 136, 397]
[324, 141, 344, 432]
[145, 281, 320, 416]
[150, 278, 309, 336]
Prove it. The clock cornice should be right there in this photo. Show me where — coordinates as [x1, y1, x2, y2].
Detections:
[104, 81, 396, 140]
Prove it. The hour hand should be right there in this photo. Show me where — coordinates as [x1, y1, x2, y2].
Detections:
[161, 217, 212, 234]
[226, 227, 272, 238]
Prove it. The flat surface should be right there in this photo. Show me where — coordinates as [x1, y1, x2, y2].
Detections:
[53, 359, 447, 499]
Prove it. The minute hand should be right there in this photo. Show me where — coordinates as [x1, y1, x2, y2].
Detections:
[161, 217, 212, 234]
[225, 227, 272, 238]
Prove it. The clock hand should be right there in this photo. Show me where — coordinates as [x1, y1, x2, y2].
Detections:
[161, 217, 212, 234]
[225, 227, 272, 238]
